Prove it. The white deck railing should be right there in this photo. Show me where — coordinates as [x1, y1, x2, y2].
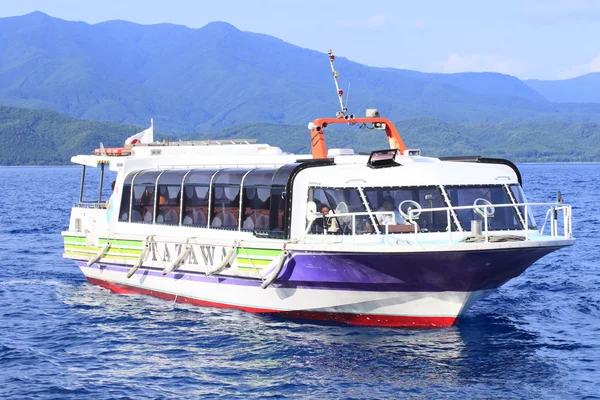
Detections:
[73, 201, 107, 209]
[306, 202, 572, 245]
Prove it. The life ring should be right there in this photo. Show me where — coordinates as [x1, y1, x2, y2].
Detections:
[93, 147, 132, 156]
[473, 198, 495, 218]
[399, 200, 422, 220]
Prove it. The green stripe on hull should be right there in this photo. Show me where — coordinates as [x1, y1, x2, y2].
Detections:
[64, 237, 141, 247]
[237, 265, 260, 271]
[64, 244, 142, 255]
[236, 257, 272, 266]
[99, 238, 142, 248]
[236, 248, 281, 257]
[63, 236, 86, 243]
[65, 251, 138, 260]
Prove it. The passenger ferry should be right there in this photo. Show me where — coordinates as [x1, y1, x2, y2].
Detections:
[62, 53, 574, 328]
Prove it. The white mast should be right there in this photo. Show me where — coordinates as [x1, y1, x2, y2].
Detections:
[328, 49, 348, 118]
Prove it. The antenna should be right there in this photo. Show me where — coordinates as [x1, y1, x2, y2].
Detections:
[328, 49, 349, 118]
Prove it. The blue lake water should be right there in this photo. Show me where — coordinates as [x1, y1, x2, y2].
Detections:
[0, 164, 598, 399]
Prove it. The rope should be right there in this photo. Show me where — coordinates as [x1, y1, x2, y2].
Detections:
[238, 242, 266, 284]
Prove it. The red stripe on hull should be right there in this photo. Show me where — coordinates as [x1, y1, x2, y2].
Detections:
[86, 277, 457, 328]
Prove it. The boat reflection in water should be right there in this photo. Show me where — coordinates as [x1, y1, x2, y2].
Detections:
[58, 279, 560, 397]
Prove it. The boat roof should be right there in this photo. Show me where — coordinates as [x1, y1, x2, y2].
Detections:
[70, 110, 520, 187]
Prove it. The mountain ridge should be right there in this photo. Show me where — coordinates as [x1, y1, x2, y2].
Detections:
[525, 73, 600, 103]
[4, 12, 600, 132]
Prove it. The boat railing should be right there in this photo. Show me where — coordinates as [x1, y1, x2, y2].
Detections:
[306, 211, 395, 243]
[306, 202, 572, 245]
[73, 201, 107, 209]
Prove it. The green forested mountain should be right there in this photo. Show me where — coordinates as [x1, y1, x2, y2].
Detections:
[1, 104, 599, 165]
[3, 12, 600, 133]
[195, 119, 600, 162]
[0, 105, 140, 165]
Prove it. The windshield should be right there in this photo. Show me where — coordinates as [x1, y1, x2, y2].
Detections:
[364, 186, 450, 233]
[309, 187, 371, 235]
[509, 184, 537, 229]
[306, 184, 535, 235]
[445, 185, 523, 231]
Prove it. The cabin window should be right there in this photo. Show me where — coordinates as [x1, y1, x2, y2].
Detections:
[131, 170, 161, 223]
[210, 169, 252, 230]
[364, 186, 449, 233]
[155, 170, 186, 225]
[111, 161, 334, 240]
[509, 184, 537, 229]
[241, 169, 277, 232]
[309, 187, 371, 235]
[181, 169, 218, 228]
[445, 185, 522, 231]
[76, 163, 115, 209]
[118, 173, 135, 222]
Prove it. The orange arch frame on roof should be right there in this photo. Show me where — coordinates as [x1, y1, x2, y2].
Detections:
[309, 117, 407, 159]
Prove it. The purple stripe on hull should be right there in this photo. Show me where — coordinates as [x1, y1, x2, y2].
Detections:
[78, 262, 261, 287]
[281, 247, 562, 292]
[80, 245, 562, 293]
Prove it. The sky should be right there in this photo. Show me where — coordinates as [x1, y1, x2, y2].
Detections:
[0, 0, 598, 80]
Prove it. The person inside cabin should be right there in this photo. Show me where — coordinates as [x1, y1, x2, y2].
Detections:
[193, 206, 207, 225]
[212, 206, 225, 227]
[106, 181, 116, 209]
[377, 195, 403, 225]
[105, 181, 117, 223]
[213, 210, 237, 228]
[158, 187, 168, 206]
[243, 207, 270, 231]
[243, 194, 271, 231]
[255, 209, 269, 230]
[183, 207, 194, 225]
[242, 207, 255, 230]
[225, 211, 237, 227]
[158, 201, 179, 224]
[183, 187, 197, 225]
[183, 193, 207, 226]
[319, 204, 339, 233]
[140, 186, 152, 205]
[140, 186, 154, 222]
[157, 187, 179, 224]
[312, 202, 324, 232]
[183, 204, 206, 226]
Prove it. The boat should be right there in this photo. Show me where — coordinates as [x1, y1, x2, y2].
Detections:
[62, 51, 574, 328]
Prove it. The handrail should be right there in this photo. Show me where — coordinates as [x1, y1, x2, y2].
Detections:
[407, 202, 572, 243]
[306, 211, 395, 242]
[304, 202, 572, 246]
[73, 201, 107, 209]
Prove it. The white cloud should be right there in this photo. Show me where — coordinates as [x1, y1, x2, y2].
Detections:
[414, 18, 425, 30]
[556, 56, 600, 79]
[340, 13, 386, 29]
[437, 54, 528, 76]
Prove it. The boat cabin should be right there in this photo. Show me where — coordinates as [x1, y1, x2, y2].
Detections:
[69, 136, 549, 247]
